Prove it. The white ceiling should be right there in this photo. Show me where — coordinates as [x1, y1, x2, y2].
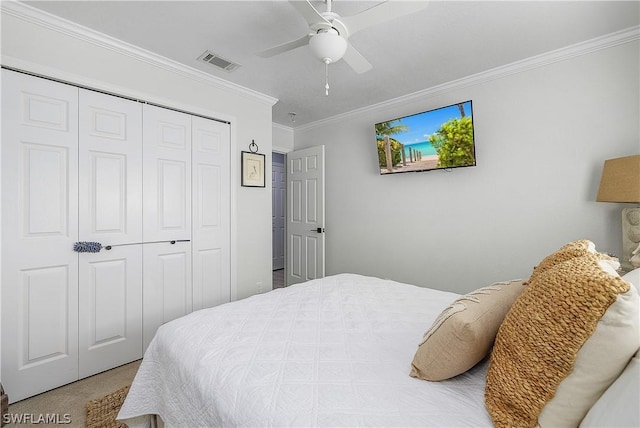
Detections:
[24, 1, 640, 127]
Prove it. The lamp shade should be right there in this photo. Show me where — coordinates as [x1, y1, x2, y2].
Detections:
[596, 154, 640, 203]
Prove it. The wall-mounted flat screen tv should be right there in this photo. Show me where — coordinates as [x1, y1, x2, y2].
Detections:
[375, 100, 476, 175]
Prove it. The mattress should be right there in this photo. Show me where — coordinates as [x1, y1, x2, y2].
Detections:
[118, 273, 493, 427]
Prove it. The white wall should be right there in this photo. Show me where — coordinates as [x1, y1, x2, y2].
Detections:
[273, 123, 295, 153]
[1, 3, 276, 300]
[293, 38, 640, 294]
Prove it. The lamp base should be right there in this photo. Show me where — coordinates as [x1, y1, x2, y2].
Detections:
[621, 207, 640, 271]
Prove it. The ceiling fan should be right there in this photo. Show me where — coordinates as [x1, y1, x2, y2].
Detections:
[258, 0, 429, 95]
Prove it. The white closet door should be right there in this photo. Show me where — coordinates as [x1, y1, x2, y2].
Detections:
[142, 104, 192, 350]
[78, 90, 143, 377]
[192, 117, 231, 310]
[1, 70, 80, 402]
[142, 104, 192, 242]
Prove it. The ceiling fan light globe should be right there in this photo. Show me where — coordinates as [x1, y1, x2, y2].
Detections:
[309, 31, 347, 63]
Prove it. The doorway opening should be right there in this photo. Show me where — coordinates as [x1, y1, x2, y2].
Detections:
[272, 152, 286, 288]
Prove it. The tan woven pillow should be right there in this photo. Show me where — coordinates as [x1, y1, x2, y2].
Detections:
[529, 239, 594, 280]
[485, 250, 639, 428]
[410, 280, 525, 381]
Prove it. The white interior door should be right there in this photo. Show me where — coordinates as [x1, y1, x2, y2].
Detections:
[272, 155, 286, 271]
[1, 70, 80, 402]
[191, 116, 231, 311]
[78, 89, 143, 377]
[286, 146, 325, 286]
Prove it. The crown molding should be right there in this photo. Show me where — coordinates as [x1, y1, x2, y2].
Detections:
[272, 122, 295, 134]
[295, 25, 640, 133]
[1, 1, 278, 107]
[3, 55, 242, 127]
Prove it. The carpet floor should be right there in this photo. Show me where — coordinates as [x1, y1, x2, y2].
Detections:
[5, 360, 141, 428]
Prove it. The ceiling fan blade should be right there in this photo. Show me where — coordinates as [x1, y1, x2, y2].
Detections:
[340, 1, 429, 36]
[289, 0, 330, 27]
[258, 35, 310, 58]
[342, 43, 372, 74]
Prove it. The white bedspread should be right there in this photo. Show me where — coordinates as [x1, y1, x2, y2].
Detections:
[118, 274, 493, 427]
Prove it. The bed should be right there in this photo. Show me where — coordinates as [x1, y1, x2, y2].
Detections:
[118, 273, 493, 427]
[118, 242, 640, 428]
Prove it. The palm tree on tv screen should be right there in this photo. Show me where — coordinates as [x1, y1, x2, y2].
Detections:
[375, 120, 408, 168]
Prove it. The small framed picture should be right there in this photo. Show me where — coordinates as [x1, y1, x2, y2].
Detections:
[241, 151, 265, 187]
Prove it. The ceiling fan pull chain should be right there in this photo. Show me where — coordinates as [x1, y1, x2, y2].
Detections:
[324, 59, 330, 96]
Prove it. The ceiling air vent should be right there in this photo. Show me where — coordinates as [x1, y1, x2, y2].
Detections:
[197, 50, 240, 72]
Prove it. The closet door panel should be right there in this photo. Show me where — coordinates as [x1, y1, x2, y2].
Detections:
[79, 89, 143, 245]
[192, 117, 231, 310]
[78, 90, 143, 378]
[78, 246, 142, 378]
[143, 105, 192, 243]
[1, 70, 79, 403]
[143, 242, 192, 351]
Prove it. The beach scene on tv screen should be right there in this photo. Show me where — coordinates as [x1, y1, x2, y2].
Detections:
[376, 101, 475, 174]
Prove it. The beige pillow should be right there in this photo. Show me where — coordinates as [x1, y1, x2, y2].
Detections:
[485, 249, 639, 428]
[410, 279, 525, 381]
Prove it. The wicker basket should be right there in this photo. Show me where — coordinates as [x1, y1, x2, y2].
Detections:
[85, 385, 130, 428]
[0, 383, 7, 428]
